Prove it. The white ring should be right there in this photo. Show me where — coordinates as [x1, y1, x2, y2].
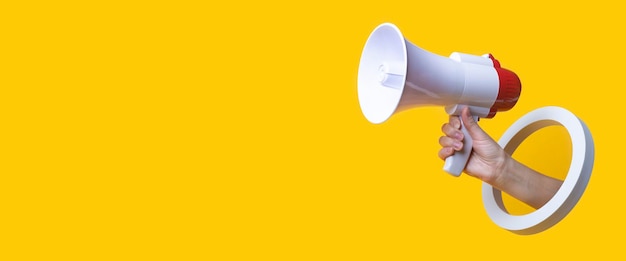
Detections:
[482, 106, 594, 234]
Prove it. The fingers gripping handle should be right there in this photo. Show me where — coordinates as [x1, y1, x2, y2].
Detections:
[443, 116, 477, 176]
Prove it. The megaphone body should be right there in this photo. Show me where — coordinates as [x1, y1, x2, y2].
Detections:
[358, 23, 521, 176]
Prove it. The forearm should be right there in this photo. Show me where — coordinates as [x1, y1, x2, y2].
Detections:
[491, 154, 563, 209]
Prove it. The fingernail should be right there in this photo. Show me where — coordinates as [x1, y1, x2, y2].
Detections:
[454, 141, 462, 150]
[455, 131, 463, 140]
[453, 120, 460, 129]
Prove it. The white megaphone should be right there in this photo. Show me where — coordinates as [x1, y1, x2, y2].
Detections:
[358, 23, 521, 176]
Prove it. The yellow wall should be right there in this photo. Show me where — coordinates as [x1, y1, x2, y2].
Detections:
[2, 0, 622, 259]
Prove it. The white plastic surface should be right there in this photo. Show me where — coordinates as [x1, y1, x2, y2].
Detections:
[399, 37, 464, 111]
[450, 52, 494, 66]
[458, 62, 499, 109]
[445, 104, 490, 118]
[482, 106, 594, 234]
[447, 52, 499, 110]
[357, 23, 407, 124]
[443, 115, 478, 176]
[357, 23, 501, 124]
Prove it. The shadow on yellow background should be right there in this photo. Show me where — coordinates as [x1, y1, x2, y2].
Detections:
[1, 0, 621, 260]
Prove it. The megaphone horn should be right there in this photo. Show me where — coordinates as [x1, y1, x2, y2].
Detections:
[357, 23, 521, 176]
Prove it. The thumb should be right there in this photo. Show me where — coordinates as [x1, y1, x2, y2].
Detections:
[461, 106, 490, 141]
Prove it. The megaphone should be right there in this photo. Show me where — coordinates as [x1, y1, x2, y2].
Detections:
[358, 23, 521, 176]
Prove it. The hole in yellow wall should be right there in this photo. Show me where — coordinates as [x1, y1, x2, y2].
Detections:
[501, 125, 571, 215]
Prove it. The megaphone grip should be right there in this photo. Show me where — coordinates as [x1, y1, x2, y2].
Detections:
[443, 117, 475, 176]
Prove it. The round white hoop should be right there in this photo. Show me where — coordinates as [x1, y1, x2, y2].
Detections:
[482, 106, 594, 235]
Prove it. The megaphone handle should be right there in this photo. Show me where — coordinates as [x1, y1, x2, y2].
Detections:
[443, 116, 477, 176]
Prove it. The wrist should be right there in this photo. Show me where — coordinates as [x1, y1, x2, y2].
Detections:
[488, 149, 513, 189]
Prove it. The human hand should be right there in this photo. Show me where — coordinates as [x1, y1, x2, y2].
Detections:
[438, 107, 508, 184]
[438, 106, 563, 209]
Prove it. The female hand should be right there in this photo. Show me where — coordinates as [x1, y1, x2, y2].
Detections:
[438, 106, 562, 209]
[438, 106, 507, 184]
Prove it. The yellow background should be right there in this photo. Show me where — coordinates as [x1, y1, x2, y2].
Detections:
[1, 0, 622, 259]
